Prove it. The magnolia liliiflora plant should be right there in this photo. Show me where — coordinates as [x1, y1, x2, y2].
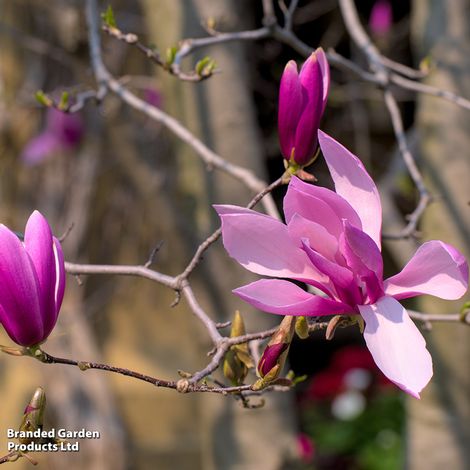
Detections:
[215, 131, 468, 398]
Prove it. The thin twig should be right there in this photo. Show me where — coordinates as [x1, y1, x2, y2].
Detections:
[383, 90, 431, 238]
[391, 73, 470, 111]
[262, 0, 277, 27]
[176, 176, 284, 283]
[86, 0, 279, 218]
[175, 27, 271, 65]
[338, 0, 431, 239]
[279, 0, 300, 31]
[380, 56, 427, 79]
[103, 25, 216, 82]
[34, 349, 264, 395]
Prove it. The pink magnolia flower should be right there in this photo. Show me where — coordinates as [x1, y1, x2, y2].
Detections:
[0, 211, 65, 346]
[278, 49, 329, 167]
[369, 0, 393, 37]
[215, 131, 468, 398]
[21, 108, 83, 165]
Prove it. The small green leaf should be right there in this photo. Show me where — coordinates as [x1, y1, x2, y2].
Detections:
[295, 316, 309, 339]
[165, 46, 178, 65]
[35, 90, 52, 107]
[195, 57, 211, 75]
[195, 57, 216, 77]
[101, 5, 117, 28]
[58, 91, 69, 111]
[292, 374, 308, 385]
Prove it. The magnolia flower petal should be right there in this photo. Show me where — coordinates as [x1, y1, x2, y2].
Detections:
[294, 53, 325, 164]
[234, 279, 352, 316]
[318, 131, 382, 249]
[24, 211, 56, 333]
[316, 48, 330, 114]
[284, 183, 344, 237]
[286, 177, 362, 231]
[302, 239, 361, 306]
[278, 61, 303, 159]
[46, 108, 83, 147]
[21, 133, 62, 165]
[384, 240, 468, 300]
[52, 237, 66, 326]
[0, 225, 44, 346]
[287, 213, 339, 261]
[215, 205, 327, 283]
[340, 221, 384, 303]
[359, 296, 432, 398]
[342, 222, 383, 275]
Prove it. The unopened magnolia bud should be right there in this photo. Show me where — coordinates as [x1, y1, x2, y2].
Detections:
[231, 311, 246, 337]
[223, 350, 246, 386]
[223, 311, 253, 385]
[176, 379, 190, 393]
[252, 364, 281, 391]
[278, 49, 329, 168]
[326, 315, 343, 340]
[19, 387, 46, 444]
[77, 361, 91, 371]
[295, 316, 309, 339]
[257, 316, 295, 380]
[258, 343, 288, 378]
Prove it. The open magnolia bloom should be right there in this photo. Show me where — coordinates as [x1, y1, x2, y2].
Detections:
[215, 131, 468, 398]
[0, 211, 65, 347]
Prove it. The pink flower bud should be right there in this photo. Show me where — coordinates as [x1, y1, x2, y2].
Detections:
[0, 211, 65, 346]
[257, 315, 295, 378]
[278, 48, 330, 166]
[369, 0, 392, 37]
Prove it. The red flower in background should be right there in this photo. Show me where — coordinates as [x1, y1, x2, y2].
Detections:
[302, 345, 393, 403]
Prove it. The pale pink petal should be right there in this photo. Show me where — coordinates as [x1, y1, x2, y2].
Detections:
[359, 296, 432, 398]
[283, 182, 344, 238]
[287, 213, 339, 262]
[318, 131, 382, 249]
[214, 205, 327, 283]
[286, 176, 362, 232]
[384, 241, 468, 300]
[234, 279, 353, 316]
